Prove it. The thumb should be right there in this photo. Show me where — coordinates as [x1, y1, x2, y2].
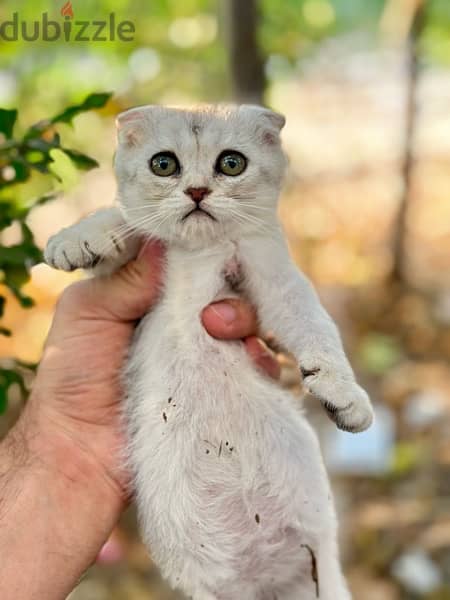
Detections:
[79, 240, 166, 322]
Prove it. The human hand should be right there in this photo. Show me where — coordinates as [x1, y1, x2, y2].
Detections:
[0, 241, 279, 599]
[30, 241, 279, 498]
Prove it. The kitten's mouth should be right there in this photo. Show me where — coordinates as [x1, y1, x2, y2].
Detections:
[181, 207, 217, 222]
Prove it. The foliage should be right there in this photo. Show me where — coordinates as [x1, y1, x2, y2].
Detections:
[0, 0, 227, 115]
[0, 92, 112, 412]
[0, 0, 449, 123]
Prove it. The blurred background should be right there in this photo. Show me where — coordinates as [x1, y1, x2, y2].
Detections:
[1, 0, 450, 598]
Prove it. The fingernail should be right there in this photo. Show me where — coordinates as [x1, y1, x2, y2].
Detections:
[209, 302, 237, 325]
[96, 537, 124, 565]
[254, 338, 272, 358]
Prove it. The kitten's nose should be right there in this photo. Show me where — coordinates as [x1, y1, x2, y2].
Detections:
[184, 187, 211, 204]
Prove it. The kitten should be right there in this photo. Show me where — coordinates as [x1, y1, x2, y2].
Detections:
[45, 104, 373, 599]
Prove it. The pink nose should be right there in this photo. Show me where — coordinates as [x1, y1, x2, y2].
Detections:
[184, 187, 211, 204]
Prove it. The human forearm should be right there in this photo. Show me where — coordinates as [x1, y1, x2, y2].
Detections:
[0, 404, 123, 600]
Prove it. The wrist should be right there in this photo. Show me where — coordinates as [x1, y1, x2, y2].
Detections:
[0, 405, 123, 600]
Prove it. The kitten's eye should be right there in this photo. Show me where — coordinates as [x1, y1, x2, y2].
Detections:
[149, 152, 180, 176]
[216, 151, 247, 176]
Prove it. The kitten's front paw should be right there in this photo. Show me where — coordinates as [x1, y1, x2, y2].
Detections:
[44, 226, 124, 272]
[301, 365, 374, 433]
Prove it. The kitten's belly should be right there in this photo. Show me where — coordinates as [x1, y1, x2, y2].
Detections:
[125, 304, 332, 588]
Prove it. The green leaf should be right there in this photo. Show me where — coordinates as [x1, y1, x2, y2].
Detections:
[0, 235, 41, 307]
[24, 150, 46, 164]
[23, 120, 52, 141]
[1, 263, 35, 307]
[0, 202, 15, 229]
[0, 367, 29, 414]
[0, 159, 31, 189]
[20, 222, 34, 244]
[0, 109, 18, 139]
[0, 244, 36, 266]
[50, 92, 112, 126]
[62, 148, 99, 170]
[0, 194, 56, 228]
[24, 131, 61, 153]
[11, 159, 31, 183]
[0, 386, 6, 414]
[33, 193, 57, 208]
[26, 158, 54, 176]
[0, 93, 110, 353]
[19, 134, 61, 175]
[24, 92, 111, 140]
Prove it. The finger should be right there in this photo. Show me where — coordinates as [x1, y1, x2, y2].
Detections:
[62, 240, 166, 323]
[244, 336, 281, 380]
[201, 299, 258, 340]
[97, 240, 166, 321]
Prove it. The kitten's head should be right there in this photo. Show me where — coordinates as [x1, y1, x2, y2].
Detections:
[114, 104, 286, 247]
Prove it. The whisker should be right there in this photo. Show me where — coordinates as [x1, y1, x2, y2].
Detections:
[236, 204, 272, 212]
[92, 213, 163, 264]
[122, 203, 163, 212]
[147, 211, 173, 239]
[227, 208, 277, 238]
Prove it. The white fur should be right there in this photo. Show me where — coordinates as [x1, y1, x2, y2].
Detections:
[45, 104, 373, 599]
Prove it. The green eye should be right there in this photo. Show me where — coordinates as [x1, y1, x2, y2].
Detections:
[149, 152, 180, 176]
[216, 151, 247, 176]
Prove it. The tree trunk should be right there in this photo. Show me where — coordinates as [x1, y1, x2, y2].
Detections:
[223, 0, 266, 104]
[389, 0, 425, 283]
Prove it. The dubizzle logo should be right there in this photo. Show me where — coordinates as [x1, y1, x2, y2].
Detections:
[0, 1, 135, 42]
[61, 2, 74, 19]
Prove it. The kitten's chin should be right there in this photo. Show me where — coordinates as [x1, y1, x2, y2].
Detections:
[175, 216, 224, 248]
[137, 217, 224, 249]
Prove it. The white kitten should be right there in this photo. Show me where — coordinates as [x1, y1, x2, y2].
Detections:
[45, 104, 373, 599]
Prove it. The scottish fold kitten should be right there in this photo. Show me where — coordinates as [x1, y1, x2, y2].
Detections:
[45, 104, 373, 599]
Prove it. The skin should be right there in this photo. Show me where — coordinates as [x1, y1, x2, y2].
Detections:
[0, 241, 279, 600]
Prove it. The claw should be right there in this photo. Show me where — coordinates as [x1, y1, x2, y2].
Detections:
[322, 400, 338, 415]
[83, 241, 101, 267]
[301, 366, 320, 379]
[62, 250, 76, 271]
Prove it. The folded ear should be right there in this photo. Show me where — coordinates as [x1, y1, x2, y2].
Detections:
[240, 105, 286, 145]
[116, 106, 151, 147]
